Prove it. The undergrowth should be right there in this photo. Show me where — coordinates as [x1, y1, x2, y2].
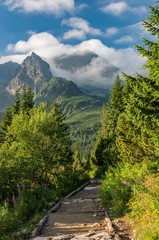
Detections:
[100, 159, 159, 239]
[0, 186, 57, 239]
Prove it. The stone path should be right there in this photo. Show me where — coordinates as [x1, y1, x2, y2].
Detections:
[32, 180, 120, 240]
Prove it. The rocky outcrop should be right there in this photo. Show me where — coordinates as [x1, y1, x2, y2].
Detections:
[7, 52, 52, 95]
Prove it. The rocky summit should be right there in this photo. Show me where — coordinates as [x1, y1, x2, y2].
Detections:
[7, 52, 53, 95]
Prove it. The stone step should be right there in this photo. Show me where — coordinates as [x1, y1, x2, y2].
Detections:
[34, 231, 113, 240]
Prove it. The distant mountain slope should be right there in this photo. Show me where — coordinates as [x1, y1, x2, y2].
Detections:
[36, 77, 104, 156]
[0, 61, 20, 89]
[0, 61, 20, 113]
[36, 77, 85, 105]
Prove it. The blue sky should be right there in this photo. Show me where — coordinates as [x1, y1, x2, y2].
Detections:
[0, 0, 157, 76]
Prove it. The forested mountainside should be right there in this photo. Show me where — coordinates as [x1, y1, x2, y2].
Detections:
[0, 2, 159, 240]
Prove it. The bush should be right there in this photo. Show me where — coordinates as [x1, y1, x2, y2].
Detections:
[100, 160, 159, 216]
[129, 174, 159, 240]
[100, 162, 132, 216]
[0, 186, 56, 238]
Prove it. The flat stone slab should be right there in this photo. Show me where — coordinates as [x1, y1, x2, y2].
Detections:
[34, 231, 113, 240]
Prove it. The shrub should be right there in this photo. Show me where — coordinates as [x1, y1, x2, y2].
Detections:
[100, 160, 159, 216]
[129, 174, 159, 240]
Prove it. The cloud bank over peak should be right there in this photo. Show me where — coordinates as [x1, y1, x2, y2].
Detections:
[0, 32, 147, 86]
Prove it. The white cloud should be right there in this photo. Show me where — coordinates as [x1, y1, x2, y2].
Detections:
[1, 32, 147, 86]
[115, 35, 134, 44]
[124, 22, 156, 44]
[63, 29, 85, 40]
[27, 30, 36, 35]
[3, 0, 75, 16]
[61, 17, 102, 40]
[100, 1, 128, 16]
[76, 3, 88, 11]
[126, 22, 148, 38]
[7, 32, 60, 53]
[129, 6, 147, 15]
[100, 1, 147, 16]
[105, 27, 119, 37]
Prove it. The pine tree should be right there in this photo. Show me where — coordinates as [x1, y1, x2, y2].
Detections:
[0, 107, 13, 144]
[110, 75, 124, 112]
[116, 3, 159, 163]
[0, 85, 34, 145]
[91, 75, 124, 173]
[12, 90, 20, 115]
[20, 84, 34, 112]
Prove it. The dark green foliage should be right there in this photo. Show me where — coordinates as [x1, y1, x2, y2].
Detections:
[116, 4, 159, 163]
[91, 75, 123, 175]
[0, 86, 34, 145]
[12, 90, 20, 115]
[100, 3, 159, 239]
[110, 75, 124, 112]
[20, 85, 34, 112]
[0, 106, 13, 144]
[0, 103, 74, 201]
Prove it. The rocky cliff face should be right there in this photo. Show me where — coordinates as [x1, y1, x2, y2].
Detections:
[7, 52, 52, 95]
[0, 61, 20, 89]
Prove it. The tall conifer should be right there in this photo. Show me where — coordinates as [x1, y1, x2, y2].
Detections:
[116, 3, 159, 162]
[91, 75, 123, 171]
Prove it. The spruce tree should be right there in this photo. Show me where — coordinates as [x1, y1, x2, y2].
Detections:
[91, 75, 123, 172]
[20, 84, 34, 112]
[0, 107, 13, 144]
[116, 3, 159, 162]
[12, 90, 20, 115]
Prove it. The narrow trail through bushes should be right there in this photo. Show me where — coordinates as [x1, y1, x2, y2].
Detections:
[31, 180, 133, 240]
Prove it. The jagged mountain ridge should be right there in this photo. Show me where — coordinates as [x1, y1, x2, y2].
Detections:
[54, 50, 98, 72]
[0, 50, 117, 112]
[7, 52, 52, 95]
[0, 52, 114, 155]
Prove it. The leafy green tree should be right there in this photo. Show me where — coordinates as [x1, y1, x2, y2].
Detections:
[116, 3, 159, 163]
[0, 86, 34, 145]
[0, 103, 73, 200]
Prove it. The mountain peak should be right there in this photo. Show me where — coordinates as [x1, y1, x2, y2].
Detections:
[7, 53, 53, 95]
[30, 52, 43, 61]
[54, 50, 98, 73]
